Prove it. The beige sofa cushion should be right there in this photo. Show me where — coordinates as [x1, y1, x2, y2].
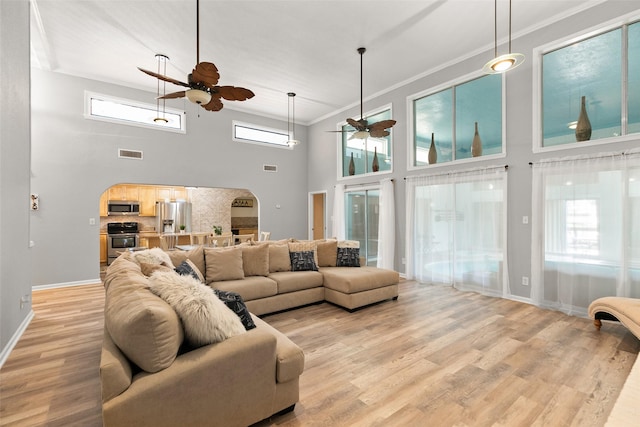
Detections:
[252, 316, 304, 383]
[269, 271, 324, 294]
[104, 256, 183, 373]
[166, 245, 206, 276]
[211, 276, 278, 301]
[320, 266, 400, 294]
[205, 247, 245, 283]
[316, 239, 338, 267]
[269, 244, 291, 273]
[242, 243, 269, 277]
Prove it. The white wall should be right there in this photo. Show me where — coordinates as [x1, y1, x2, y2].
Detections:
[30, 69, 309, 286]
[0, 0, 32, 364]
[307, 1, 640, 299]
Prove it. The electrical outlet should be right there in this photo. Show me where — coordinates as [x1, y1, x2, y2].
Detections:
[20, 294, 31, 309]
[522, 216, 529, 224]
[89, 217, 96, 225]
[522, 276, 529, 286]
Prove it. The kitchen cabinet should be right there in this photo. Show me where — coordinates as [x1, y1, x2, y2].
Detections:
[109, 184, 139, 201]
[100, 234, 107, 264]
[156, 186, 188, 202]
[174, 187, 188, 201]
[138, 186, 157, 216]
[99, 192, 108, 216]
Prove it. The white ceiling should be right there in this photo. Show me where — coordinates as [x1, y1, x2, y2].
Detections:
[30, 0, 606, 124]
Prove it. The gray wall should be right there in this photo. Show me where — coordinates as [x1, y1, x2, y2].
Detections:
[1, 0, 32, 361]
[30, 69, 309, 286]
[308, 1, 640, 300]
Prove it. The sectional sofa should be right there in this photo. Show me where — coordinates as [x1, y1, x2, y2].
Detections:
[100, 239, 399, 426]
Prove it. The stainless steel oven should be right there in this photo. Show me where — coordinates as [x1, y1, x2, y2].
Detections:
[107, 222, 140, 265]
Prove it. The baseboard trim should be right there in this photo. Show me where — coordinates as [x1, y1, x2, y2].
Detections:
[0, 310, 34, 369]
[32, 278, 101, 291]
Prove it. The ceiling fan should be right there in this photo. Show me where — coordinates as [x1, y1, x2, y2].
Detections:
[335, 47, 396, 139]
[137, 0, 254, 112]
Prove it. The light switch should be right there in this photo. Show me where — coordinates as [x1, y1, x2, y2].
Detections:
[522, 216, 529, 224]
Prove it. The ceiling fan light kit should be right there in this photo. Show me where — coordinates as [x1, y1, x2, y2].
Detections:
[186, 89, 212, 105]
[483, 0, 524, 74]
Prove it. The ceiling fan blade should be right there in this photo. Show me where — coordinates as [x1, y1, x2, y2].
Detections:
[369, 129, 391, 138]
[202, 96, 224, 111]
[216, 86, 255, 101]
[346, 118, 366, 131]
[157, 91, 186, 100]
[138, 67, 190, 88]
[368, 119, 397, 131]
[191, 62, 220, 88]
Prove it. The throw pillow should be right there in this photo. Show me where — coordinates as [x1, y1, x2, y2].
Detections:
[140, 262, 173, 277]
[288, 241, 318, 272]
[204, 247, 245, 283]
[174, 259, 205, 283]
[337, 240, 361, 267]
[316, 239, 338, 267]
[241, 244, 269, 277]
[130, 247, 175, 268]
[166, 245, 205, 277]
[269, 244, 291, 272]
[213, 289, 256, 330]
[149, 270, 245, 347]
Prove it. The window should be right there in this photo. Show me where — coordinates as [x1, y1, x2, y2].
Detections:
[406, 167, 508, 296]
[232, 121, 290, 148]
[85, 91, 185, 132]
[410, 73, 503, 168]
[537, 19, 640, 149]
[340, 107, 393, 178]
[345, 189, 379, 266]
[531, 152, 640, 316]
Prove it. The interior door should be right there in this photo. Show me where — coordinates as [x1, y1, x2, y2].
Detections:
[311, 192, 326, 240]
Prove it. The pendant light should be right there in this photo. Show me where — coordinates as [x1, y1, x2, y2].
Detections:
[153, 54, 169, 123]
[482, 0, 524, 74]
[287, 92, 299, 147]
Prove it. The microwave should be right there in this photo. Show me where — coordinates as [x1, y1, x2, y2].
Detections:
[107, 200, 140, 216]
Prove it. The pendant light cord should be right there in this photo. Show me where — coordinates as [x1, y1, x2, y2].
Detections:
[493, 0, 497, 58]
[508, 0, 512, 54]
[358, 47, 365, 121]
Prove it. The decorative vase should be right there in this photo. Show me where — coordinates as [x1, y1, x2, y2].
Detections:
[348, 152, 355, 176]
[575, 95, 592, 142]
[471, 121, 483, 157]
[428, 132, 437, 165]
[372, 147, 379, 172]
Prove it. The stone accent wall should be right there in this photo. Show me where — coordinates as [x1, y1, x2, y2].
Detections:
[191, 188, 254, 233]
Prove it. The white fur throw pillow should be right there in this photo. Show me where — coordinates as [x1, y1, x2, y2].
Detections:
[148, 270, 245, 346]
[131, 247, 175, 268]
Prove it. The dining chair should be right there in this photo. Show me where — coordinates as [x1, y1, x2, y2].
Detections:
[190, 232, 208, 246]
[259, 231, 271, 241]
[207, 235, 232, 248]
[235, 234, 254, 244]
[159, 234, 179, 251]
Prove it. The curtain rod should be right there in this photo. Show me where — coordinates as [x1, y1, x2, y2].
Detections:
[404, 164, 508, 180]
[528, 148, 640, 166]
[334, 178, 394, 188]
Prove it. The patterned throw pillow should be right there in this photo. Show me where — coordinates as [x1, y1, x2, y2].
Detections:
[288, 241, 318, 272]
[337, 240, 360, 267]
[213, 289, 256, 330]
[174, 259, 205, 283]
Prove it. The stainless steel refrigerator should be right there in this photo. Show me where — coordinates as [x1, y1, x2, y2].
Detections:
[156, 201, 192, 233]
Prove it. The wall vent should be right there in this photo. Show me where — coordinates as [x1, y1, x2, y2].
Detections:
[118, 149, 143, 160]
[263, 164, 278, 172]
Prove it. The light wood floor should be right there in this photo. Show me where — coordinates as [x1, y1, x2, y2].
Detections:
[1, 281, 638, 427]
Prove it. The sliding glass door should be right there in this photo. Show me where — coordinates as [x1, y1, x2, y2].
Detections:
[345, 189, 379, 266]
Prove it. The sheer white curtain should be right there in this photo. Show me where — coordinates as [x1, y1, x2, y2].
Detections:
[531, 150, 640, 316]
[332, 184, 345, 240]
[406, 166, 509, 297]
[377, 178, 395, 270]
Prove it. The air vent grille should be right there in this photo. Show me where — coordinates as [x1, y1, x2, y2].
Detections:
[263, 164, 278, 172]
[118, 149, 143, 160]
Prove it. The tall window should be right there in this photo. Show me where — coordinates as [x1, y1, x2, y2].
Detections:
[538, 20, 640, 149]
[340, 108, 392, 178]
[410, 73, 503, 167]
[531, 152, 640, 316]
[345, 189, 379, 266]
[406, 167, 509, 297]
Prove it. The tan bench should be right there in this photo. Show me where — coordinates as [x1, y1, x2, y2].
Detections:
[588, 296, 640, 339]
